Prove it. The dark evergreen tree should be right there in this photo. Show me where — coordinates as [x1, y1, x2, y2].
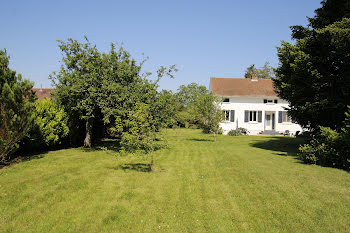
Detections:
[274, 0, 350, 131]
[0, 49, 36, 163]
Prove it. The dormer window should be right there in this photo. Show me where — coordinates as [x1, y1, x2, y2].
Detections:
[264, 99, 278, 104]
[223, 98, 230, 102]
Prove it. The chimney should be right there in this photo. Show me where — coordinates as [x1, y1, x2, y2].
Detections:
[251, 73, 258, 81]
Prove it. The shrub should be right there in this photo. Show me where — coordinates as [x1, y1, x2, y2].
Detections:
[227, 129, 242, 136]
[238, 128, 249, 135]
[298, 126, 350, 170]
[21, 99, 69, 151]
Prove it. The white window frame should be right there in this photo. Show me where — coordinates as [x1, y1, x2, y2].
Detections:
[223, 110, 230, 121]
[249, 110, 257, 122]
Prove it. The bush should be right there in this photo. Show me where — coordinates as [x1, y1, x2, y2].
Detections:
[298, 126, 350, 170]
[227, 129, 242, 136]
[20, 99, 69, 151]
[238, 128, 249, 135]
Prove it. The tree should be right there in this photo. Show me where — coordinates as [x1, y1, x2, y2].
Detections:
[274, 0, 350, 131]
[194, 93, 222, 142]
[257, 62, 275, 79]
[50, 37, 103, 148]
[244, 64, 257, 79]
[0, 49, 36, 163]
[51, 38, 177, 171]
[152, 90, 180, 129]
[176, 83, 208, 127]
[244, 62, 274, 79]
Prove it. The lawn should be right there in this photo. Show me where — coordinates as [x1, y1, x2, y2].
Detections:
[1, 129, 350, 232]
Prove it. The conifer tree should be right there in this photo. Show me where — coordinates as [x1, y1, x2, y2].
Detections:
[0, 49, 35, 163]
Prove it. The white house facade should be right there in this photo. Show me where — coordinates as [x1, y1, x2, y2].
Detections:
[210, 77, 303, 135]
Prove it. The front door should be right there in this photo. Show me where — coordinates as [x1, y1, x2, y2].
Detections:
[265, 113, 272, 130]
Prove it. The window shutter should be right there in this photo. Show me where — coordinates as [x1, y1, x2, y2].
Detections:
[258, 111, 262, 122]
[230, 110, 235, 122]
[274, 99, 278, 104]
[278, 111, 283, 123]
[264, 99, 267, 103]
[244, 110, 249, 122]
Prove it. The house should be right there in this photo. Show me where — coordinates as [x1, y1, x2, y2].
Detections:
[210, 77, 303, 135]
[31, 88, 55, 100]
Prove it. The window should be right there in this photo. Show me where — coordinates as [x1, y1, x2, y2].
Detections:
[282, 112, 291, 122]
[223, 110, 230, 121]
[264, 99, 275, 104]
[249, 111, 257, 122]
[223, 98, 230, 102]
[245, 110, 262, 123]
[279, 111, 292, 123]
[274, 99, 278, 104]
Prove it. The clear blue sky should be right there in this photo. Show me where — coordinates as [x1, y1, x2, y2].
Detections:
[1, 0, 322, 91]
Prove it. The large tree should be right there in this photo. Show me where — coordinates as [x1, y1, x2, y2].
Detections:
[274, 0, 350, 131]
[0, 49, 36, 163]
[51, 38, 177, 152]
[51, 38, 103, 147]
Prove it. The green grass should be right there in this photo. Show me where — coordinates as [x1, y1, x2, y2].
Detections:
[1, 129, 350, 232]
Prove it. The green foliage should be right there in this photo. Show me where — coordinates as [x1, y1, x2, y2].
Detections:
[21, 99, 69, 150]
[274, 2, 350, 131]
[152, 90, 180, 129]
[120, 102, 153, 152]
[173, 83, 223, 140]
[0, 49, 35, 163]
[245, 62, 275, 79]
[51, 38, 177, 155]
[175, 83, 210, 127]
[298, 125, 350, 170]
[227, 129, 242, 136]
[50, 37, 104, 147]
[194, 93, 222, 141]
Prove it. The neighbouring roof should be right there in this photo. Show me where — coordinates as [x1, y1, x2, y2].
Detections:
[210, 77, 278, 97]
[31, 88, 55, 100]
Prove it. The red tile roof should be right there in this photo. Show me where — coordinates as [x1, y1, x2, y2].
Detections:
[32, 88, 55, 100]
[210, 77, 278, 97]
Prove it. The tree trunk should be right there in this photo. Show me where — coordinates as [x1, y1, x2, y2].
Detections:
[213, 131, 216, 142]
[150, 150, 154, 171]
[84, 117, 94, 148]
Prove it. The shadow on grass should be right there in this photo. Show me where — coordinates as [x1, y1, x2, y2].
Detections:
[116, 163, 152, 172]
[82, 139, 121, 153]
[187, 138, 212, 142]
[1, 149, 51, 169]
[250, 137, 306, 156]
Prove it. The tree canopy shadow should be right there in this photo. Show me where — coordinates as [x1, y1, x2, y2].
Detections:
[187, 138, 212, 142]
[116, 163, 152, 172]
[82, 139, 121, 153]
[250, 137, 305, 157]
[1, 151, 48, 169]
